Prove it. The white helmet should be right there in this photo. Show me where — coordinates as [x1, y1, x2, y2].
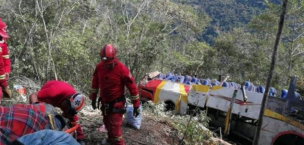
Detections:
[70, 93, 86, 112]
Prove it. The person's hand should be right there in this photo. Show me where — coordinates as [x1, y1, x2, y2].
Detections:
[5, 73, 9, 79]
[29, 93, 39, 104]
[91, 99, 97, 110]
[90, 93, 97, 110]
[133, 107, 140, 118]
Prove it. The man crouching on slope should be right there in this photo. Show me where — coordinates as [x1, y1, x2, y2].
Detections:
[90, 44, 140, 145]
[29, 80, 86, 145]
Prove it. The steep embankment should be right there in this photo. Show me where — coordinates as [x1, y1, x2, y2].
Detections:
[79, 106, 232, 145]
[2, 76, 232, 145]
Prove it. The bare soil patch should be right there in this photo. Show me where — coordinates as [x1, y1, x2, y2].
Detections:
[79, 109, 181, 145]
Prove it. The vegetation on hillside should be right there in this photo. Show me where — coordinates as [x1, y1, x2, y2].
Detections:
[1, 0, 304, 93]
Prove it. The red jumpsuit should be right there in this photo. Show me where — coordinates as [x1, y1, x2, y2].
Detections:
[37, 80, 84, 140]
[0, 40, 10, 100]
[91, 60, 140, 145]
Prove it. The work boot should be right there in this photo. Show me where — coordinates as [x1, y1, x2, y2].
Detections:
[101, 139, 111, 145]
[3, 86, 12, 98]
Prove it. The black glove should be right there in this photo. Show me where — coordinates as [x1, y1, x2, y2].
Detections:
[133, 107, 140, 118]
[91, 99, 97, 110]
[97, 97, 101, 110]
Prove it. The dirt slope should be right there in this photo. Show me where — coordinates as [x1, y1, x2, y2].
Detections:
[79, 108, 233, 145]
[79, 109, 181, 145]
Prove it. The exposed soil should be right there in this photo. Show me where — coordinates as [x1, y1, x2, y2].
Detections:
[79, 109, 181, 145]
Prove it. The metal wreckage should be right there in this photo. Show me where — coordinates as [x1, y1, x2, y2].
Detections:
[138, 72, 304, 145]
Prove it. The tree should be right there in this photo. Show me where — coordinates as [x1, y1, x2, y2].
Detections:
[1, 0, 210, 92]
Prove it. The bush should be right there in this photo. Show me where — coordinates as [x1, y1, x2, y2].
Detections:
[142, 101, 212, 145]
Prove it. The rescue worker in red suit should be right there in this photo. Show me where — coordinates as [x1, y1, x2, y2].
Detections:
[29, 80, 86, 145]
[0, 18, 12, 102]
[90, 44, 140, 145]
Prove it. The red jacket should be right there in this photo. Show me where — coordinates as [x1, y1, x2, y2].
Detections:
[0, 40, 10, 76]
[37, 80, 76, 107]
[91, 60, 140, 107]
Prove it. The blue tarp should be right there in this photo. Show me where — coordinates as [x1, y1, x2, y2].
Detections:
[222, 82, 228, 87]
[256, 86, 265, 93]
[202, 79, 211, 86]
[179, 76, 185, 83]
[165, 73, 173, 80]
[281, 89, 288, 99]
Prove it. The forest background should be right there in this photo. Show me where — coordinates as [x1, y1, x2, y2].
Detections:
[1, 0, 304, 94]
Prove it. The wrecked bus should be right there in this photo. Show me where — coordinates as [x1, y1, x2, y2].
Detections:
[138, 72, 304, 145]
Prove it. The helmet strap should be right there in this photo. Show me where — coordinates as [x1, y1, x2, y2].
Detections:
[66, 96, 77, 116]
[68, 107, 77, 115]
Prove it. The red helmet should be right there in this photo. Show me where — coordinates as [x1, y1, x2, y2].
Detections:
[100, 44, 117, 64]
[0, 18, 9, 39]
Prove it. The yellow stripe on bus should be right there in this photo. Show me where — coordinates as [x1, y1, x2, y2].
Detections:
[212, 86, 223, 91]
[192, 84, 209, 93]
[264, 109, 304, 130]
[179, 84, 188, 103]
[175, 97, 181, 112]
[153, 81, 167, 103]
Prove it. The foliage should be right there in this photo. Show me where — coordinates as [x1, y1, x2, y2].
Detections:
[247, 0, 304, 89]
[142, 101, 212, 144]
[206, 0, 304, 90]
[174, 0, 269, 44]
[1, 0, 304, 96]
[172, 110, 212, 144]
[1, 0, 210, 93]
